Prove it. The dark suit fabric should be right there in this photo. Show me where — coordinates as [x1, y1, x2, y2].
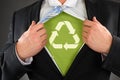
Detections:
[1, 0, 120, 80]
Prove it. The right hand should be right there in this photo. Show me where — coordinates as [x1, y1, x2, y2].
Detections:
[16, 21, 47, 60]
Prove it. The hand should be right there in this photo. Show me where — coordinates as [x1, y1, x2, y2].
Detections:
[82, 17, 112, 54]
[16, 21, 47, 60]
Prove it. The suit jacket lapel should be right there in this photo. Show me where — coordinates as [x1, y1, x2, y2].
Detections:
[28, 0, 43, 23]
[85, 0, 98, 20]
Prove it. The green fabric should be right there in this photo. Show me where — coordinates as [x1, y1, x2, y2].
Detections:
[44, 12, 84, 76]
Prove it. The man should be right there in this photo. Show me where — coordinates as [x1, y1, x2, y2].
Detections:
[1, 0, 120, 80]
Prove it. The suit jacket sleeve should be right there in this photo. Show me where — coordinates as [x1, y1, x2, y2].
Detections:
[102, 35, 120, 77]
[1, 12, 31, 80]
[102, 5, 120, 77]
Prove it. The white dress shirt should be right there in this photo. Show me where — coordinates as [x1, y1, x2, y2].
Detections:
[40, 0, 87, 21]
[17, 0, 87, 65]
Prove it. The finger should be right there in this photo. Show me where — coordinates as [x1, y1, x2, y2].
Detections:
[82, 31, 88, 39]
[36, 27, 44, 32]
[93, 17, 97, 22]
[31, 21, 36, 26]
[39, 34, 47, 43]
[35, 23, 44, 32]
[83, 19, 95, 28]
[83, 25, 91, 33]
[92, 16, 100, 24]
[82, 33, 87, 43]
[37, 28, 47, 36]
[29, 21, 36, 30]
[42, 39, 47, 46]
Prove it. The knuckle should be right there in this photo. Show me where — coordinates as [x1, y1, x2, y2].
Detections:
[83, 20, 87, 25]
[43, 28, 46, 33]
[93, 22, 98, 27]
[39, 23, 44, 28]
[89, 29, 93, 34]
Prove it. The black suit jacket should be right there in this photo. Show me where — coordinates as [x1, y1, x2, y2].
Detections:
[1, 0, 120, 80]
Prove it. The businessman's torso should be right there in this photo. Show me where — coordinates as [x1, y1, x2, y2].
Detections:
[13, 0, 120, 80]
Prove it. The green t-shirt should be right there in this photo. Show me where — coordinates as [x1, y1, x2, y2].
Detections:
[44, 12, 84, 76]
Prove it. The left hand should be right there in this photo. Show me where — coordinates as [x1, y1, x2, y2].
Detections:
[82, 17, 112, 54]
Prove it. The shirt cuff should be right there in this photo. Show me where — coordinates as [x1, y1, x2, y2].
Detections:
[15, 46, 33, 65]
[101, 54, 107, 61]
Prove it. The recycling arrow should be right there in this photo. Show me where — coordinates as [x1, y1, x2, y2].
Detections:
[64, 43, 78, 50]
[52, 43, 62, 49]
[55, 22, 65, 31]
[49, 31, 58, 44]
[64, 21, 75, 34]
[49, 21, 80, 50]
[73, 34, 80, 44]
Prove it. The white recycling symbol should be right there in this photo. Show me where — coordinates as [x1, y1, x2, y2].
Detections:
[49, 21, 80, 50]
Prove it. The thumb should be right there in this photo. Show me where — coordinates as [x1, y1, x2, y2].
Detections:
[29, 21, 36, 29]
[92, 17, 100, 23]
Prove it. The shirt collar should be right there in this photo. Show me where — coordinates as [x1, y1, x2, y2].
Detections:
[46, 0, 78, 7]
